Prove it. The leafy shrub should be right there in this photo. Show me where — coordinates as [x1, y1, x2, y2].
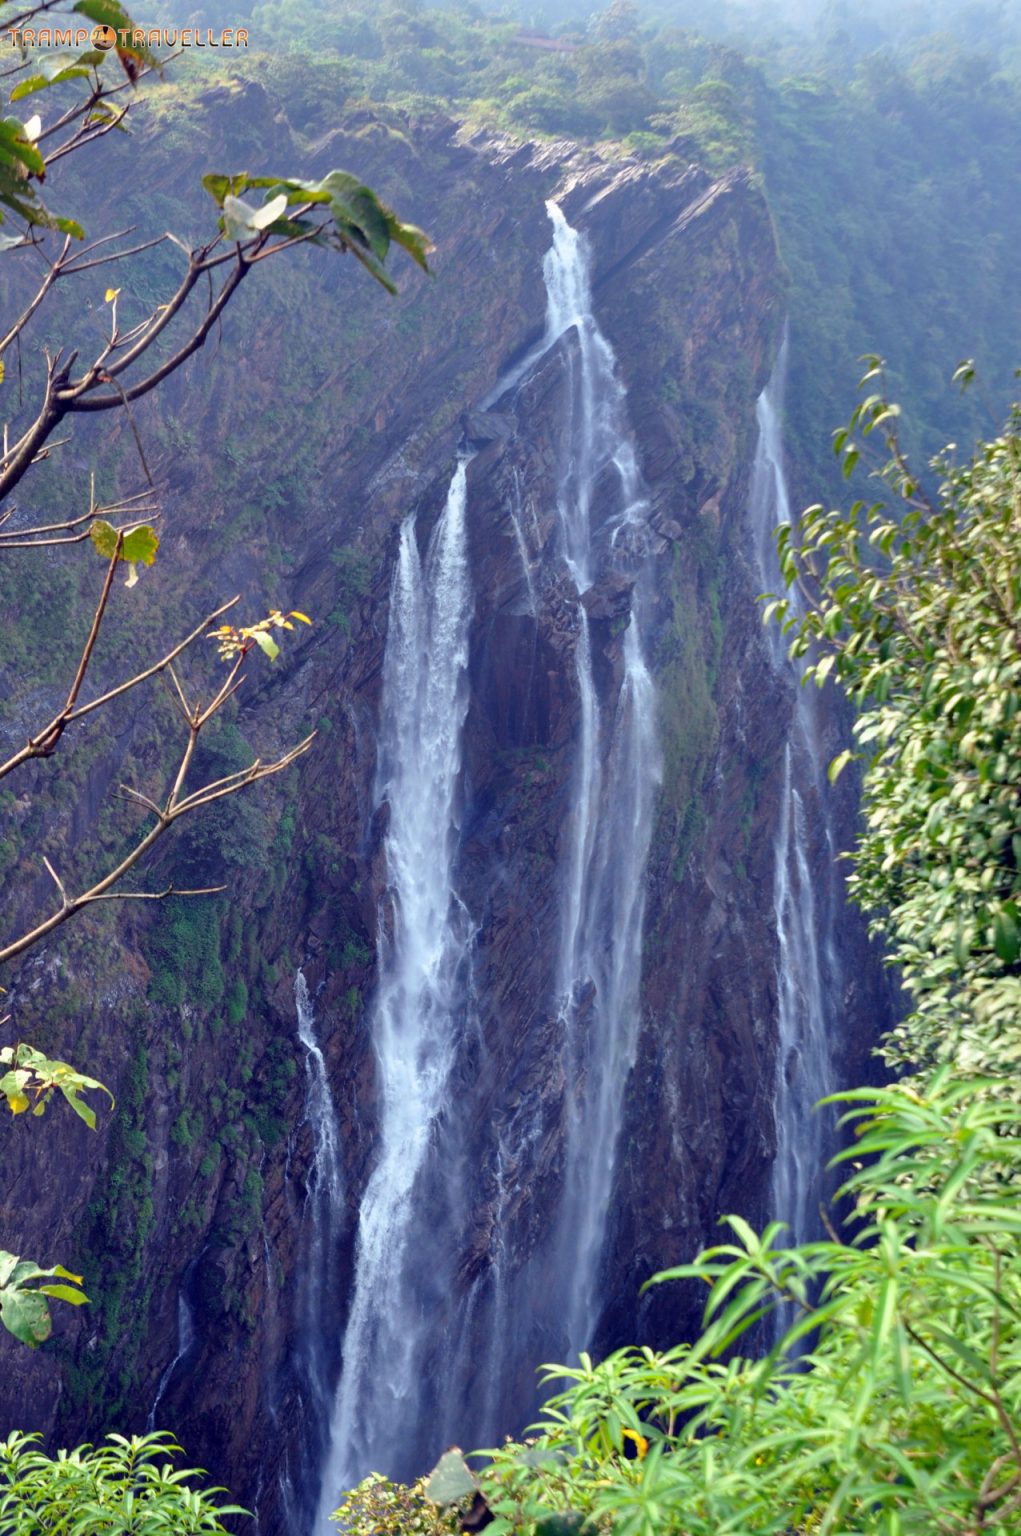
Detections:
[334, 1472, 463, 1536]
[0, 1432, 245, 1534]
[473, 1072, 1021, 1534]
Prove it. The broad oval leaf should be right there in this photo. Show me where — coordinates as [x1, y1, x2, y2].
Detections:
[424, 1449, 477, 1506]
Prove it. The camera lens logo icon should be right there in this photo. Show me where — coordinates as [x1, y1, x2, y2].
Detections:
[92, 23, 117, 49]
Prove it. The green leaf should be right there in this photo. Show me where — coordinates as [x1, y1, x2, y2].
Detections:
[120, 525, 158, 566]
[201, 172, 248, 207]
[65, 1092, 97, 1131]
[0, 1284, 51, 1347]
[222, 193, 261, 242]
[90, 519, 120, 558]
[37, 1283, 89, 1306]
[10, 57, 94, 101]
[89, 520, 158, 569]
[828, 748, 854, 783]
[71, 0, 160, 69]
[251, 630, 280, 662]
[424, 1449, 477, 1505]
[0, 117, 45, 179]
[250, 193, 288, 231]
[388, 215, 432, 272]
[222, 191, 298, 241]
[993, 903, 1019, 965]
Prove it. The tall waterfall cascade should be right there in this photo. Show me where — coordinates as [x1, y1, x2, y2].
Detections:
[748, 347, 839, 1251]
[314, 460, 475, 1522]
[312, 204, 660, 1522]
[539, 204, 661, 1354]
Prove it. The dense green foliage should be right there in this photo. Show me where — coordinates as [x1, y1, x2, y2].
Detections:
[0, 1432, 245, 1535]
[465, 1075, 1021, 1533]
[334, 1471, 462, 1535]
[775, 363, 1021, 1074]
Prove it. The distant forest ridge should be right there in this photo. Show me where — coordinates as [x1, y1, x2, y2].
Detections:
[139, 0, 1021, 493]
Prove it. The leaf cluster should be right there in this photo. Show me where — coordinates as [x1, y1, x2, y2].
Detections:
[469, 1072, 1021, 1535]
[0, 1254, 87, 1348]
[333, 1470, 464, 1536]
[0, 1040, 113, 1126]
[0, 1431, 247, 1532]
[208, 608, 311, 664]
[0, 0, 166, 238]
[202, 169, 431, 294]
[770, 365, 1021, 1074]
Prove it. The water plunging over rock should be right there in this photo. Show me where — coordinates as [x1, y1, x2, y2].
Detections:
[315, 461, 475, 1516]
[537, 204, 661, 1356]
[747, 344, 839, 1254]
[313, 203, 661, 1514]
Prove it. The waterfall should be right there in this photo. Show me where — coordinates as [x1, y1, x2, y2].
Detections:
[748, 342, 838, 1253]
[146, 1265, 198, 1431]
[311, 205, 659, 1515]
[314, 459, 474, 1521]
[279, 971, 344, 1534]
[294, 969, 343, 1410]
[538, 203, 661, 1355]
[509, 468, 537, 616]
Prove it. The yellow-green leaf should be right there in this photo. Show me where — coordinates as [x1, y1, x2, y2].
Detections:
[89, 519, 120, 558]
[251, 630, 280, 662]
[37, 1283, 89, 1306]
[120, 525, 158, 565]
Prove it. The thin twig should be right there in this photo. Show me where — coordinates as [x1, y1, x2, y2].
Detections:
[0, 596, 239, 781]
[80, 884, 227, 905]
[0, 732, 314, 965]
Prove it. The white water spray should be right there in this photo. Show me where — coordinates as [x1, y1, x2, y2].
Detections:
[748, 344, 836, 1253]
[314, 460, 474, 1519]
[540, 203, 661, 1354]
[295, 969, 343, 1405]
[146, 1284, 196, 1432]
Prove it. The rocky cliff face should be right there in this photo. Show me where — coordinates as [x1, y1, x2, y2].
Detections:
[0, 80, 891, 1533]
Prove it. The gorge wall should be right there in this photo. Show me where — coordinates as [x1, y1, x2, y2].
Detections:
[0, 81, 891, 1533]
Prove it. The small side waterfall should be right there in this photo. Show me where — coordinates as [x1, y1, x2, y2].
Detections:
[748, 343, 838, 1251]
[278, 972, 344, 1535]
[314, 460, 474, 1520]
[538, 205, 661, 1353]
[295, 970, 343, 1411]
[146, 1278, 197, 1432]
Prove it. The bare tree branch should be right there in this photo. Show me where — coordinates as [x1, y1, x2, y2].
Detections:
[0, 725, 315, 966]
[0, 594, 240, 781]
[80, 883, 227, 905]
[0, 234, 70, 356]
[0, 487, 157, 548]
